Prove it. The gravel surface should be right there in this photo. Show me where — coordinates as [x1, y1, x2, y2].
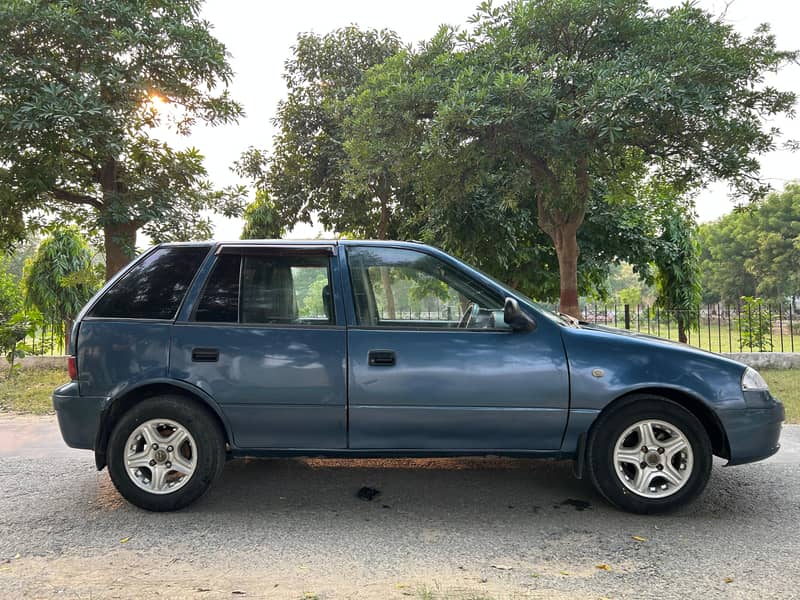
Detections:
[0, 417, 798, 599]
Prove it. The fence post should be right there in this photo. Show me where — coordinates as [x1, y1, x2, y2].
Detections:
[624, 304, 631, 330]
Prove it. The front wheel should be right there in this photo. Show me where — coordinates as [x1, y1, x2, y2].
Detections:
[586, 396, 712, 514]
[107, 396, 226, 511]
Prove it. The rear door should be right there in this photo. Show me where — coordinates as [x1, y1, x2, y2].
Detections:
[170, 244, 348, 449]
[342, 244, 570, 451]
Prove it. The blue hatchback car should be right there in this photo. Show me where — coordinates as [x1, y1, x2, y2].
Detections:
[54, 240, 784, 513]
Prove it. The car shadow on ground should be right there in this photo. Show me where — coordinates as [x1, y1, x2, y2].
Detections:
[132, 455, 786, 525]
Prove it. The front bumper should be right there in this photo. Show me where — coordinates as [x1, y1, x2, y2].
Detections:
[53, 382, 109, 450]
[720, 395, 785, 466]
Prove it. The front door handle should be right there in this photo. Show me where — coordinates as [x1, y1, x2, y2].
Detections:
[192, 347, 219, 362]
[368, 350, 396, 366]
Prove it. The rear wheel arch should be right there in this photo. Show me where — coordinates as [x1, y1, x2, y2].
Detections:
[95, 381, 230, 470]
[592, 387, 729, 460]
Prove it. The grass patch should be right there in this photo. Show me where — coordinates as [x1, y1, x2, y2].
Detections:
[0, 368, 68, 415]
[0, 366, 796, 425]
[763, 370, 800, 424]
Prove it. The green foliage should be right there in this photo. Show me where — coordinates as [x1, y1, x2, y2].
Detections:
[0, 311, 38, 378]
[236, 27, 403, 237]
[340, 0, 795, 313]
[700, 183, 800, 304]
[0, 0, 246, 276]
[737, 296, 774, 351]
[240, 191, 284, 240]
[650, 187, 702, 342]
[0, 263, 23, 321]
[23, 227, 99, 326]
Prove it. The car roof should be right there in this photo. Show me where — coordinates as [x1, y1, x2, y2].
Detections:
[158, 239, 433, 250]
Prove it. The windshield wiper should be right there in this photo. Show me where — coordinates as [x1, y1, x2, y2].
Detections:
[556, 312, 581, 327]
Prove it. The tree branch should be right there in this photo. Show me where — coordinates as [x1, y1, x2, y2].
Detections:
[52, 189, 103, 210]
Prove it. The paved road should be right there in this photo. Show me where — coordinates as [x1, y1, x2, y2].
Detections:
[0, 415, 799, 599]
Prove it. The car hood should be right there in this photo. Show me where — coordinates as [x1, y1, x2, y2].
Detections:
[558, 320, 749, 411]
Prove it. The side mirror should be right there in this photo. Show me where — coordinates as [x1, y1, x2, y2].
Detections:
[504, 297, 535, 332]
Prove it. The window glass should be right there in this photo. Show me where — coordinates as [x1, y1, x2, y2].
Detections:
[89, 246, 209, 319]
[347, 247, 505, 329]
[195, 254, 241, 322]
[239, 255, 334, 325]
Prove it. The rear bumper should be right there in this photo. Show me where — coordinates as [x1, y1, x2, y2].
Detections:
[52, 382, 108, 450]
[720, 399, 785, 466]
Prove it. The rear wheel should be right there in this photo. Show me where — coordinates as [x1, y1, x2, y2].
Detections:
[107, 396, 226, 511]
[586, 396, 712, 514]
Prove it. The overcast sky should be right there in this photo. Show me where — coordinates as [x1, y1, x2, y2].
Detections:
[180, 0, 800, 240]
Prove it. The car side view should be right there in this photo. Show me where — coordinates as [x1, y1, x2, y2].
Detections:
[53, 240, 784, 513]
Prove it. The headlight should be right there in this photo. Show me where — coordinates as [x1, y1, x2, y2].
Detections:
[741, 367, 769, 391]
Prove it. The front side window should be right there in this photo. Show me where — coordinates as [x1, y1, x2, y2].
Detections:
[347, 247, 506, 329]
[194, 253, 334, 325]
[89, 246, 209, 320]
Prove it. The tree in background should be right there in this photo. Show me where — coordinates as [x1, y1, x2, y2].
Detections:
[237, 27, 403, 238]
[699, 183, 800, 305]
[343, 0, 795, 316]
[653, 207, 702, 343]
[240, 192, 284, 240]
[23, 227, 100, 348]
[0, 261, 31, 377]
[0, 0, 246, 279]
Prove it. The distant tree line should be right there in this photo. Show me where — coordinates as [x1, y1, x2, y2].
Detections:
[699, 183, 800, 306]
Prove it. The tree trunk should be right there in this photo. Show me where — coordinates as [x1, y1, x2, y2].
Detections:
[104, 220, 138, 280]
[677, 315, 687, 344]
[64, 318, 73, 353]
[531, 157, 589, 319]
[552, 225, 581, 318]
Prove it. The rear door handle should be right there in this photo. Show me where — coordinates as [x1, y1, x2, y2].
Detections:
[192, 347, 219, 362]
[368, 350, 396, 366]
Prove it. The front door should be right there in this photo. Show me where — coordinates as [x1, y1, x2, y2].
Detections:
[344, 245, 569, 451]
[171, 245, 347, 449]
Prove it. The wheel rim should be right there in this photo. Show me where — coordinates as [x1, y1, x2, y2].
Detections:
[613, 419, 694, 499]
[124, 419, 198, 495]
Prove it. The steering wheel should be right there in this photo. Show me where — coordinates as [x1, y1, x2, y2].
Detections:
[457, 302, 480, 328]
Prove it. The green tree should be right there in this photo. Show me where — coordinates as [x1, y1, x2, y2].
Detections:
[653, 207, 702, 343]
[23, 227, 99, 347]
[0, 263, 30, 378]
[698, 212, 758, 304]
[0, 263, 23, 323]
[747, 183, 800, 302]
[699, 183, 800, 305]
[0, 0, 246, 279]
[240, 191, 284, 240]
[345, 0, 795, 316]
[237, 27, 403, 238]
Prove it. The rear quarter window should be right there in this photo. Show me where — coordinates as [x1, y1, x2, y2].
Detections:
[88, 246, 209, 319]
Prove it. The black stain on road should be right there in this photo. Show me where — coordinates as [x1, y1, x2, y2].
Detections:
[560, 498, 592, 511]
[356, 486, 381, 501]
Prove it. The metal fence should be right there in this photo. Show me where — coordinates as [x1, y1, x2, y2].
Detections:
[580, 302, 798, 353]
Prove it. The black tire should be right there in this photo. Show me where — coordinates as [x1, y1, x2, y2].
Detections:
[107, 395, 226, 512]
[586, 395, 712, 514]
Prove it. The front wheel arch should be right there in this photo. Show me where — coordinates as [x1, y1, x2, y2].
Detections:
[592, 387, 729, 460]
[586, 393, 713, 513]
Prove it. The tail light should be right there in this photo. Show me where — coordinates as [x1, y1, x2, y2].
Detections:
[67, 356, 77, 380]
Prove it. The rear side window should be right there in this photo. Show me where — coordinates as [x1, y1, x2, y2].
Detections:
[194, 254, 240, 322]
[193, 253, 335, 325]
[89, 246, 209, 320]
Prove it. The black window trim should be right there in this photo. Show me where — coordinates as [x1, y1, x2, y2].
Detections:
[216, 244, 335, 257]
